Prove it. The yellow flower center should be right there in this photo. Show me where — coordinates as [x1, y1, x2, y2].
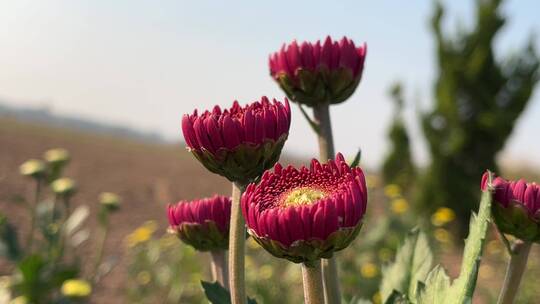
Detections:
[281, 187, 327, 207]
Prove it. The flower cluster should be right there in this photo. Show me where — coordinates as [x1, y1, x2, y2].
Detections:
[482, 172, 540, 242]
[269, 36, 367, 106]
[242, 153, 367, 264]
[182, 97, 291, 183]
[168, 195, 232, 251]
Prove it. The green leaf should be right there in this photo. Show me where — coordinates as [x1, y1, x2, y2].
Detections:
[380, 229, 433, 302]
[350, 149, 362, 167]
[201, 281, 257, 304]
[416, 174, 493, 304]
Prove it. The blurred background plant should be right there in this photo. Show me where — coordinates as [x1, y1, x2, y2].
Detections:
[0, 149, 120, 304]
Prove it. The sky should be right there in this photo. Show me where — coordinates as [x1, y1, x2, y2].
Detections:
[1, 0, 539, 170]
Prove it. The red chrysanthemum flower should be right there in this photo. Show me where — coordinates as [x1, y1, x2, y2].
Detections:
[168, 195, 232, 251]
[182, 97, 291, 183]
[241, 153, 367, 264]
[269, 36, 367, 106]
[481, 172, 540, 242]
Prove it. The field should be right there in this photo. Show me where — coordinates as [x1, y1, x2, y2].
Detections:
[1, 117, 540, 304]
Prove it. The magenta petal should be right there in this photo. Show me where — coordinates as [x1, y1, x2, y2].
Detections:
[243, 108, 256, 143]
[534, 185, 540, 214]
[275, 102, 289, 137]
[212, 200, 226, 232]
[205, 116, 224, 150]
[254, 113, 265, 144]
[524, 185, 538, 213]
[300, 42, 315, 70]
[266, 209, 280, 240]
[321, 36, 333, 68]
[513, 180, 527, 203]
[263, 107, 277, 140]
[222, 114, 241, 149]
[286, 41, 301, 74]
[330, 41, 340, 70]
[277, 210, 292, 246]
[286, 207, 304, 242]
[193, 118, 215, 154]
[300, 206, 312, 239]
[278, 47, 292, 76]
[312, 204, 326, 240]
[323, 199, 338, 238]
[181, 115, 200, 150]
[248, 203, 258, 232]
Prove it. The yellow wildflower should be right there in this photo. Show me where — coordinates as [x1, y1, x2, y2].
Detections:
[384, 184, 401, 198]
[51, 178, 76, 196]
[360, 262, 378, 278]
[434, 228, 451, 243]
[19, 159, 46, 178]
[125, 221, 158, 247]
[391, 198, 409, 214]
[61, 279, 92, 298]
[366, 175, 380, 189]
[431, 207, 456, 227]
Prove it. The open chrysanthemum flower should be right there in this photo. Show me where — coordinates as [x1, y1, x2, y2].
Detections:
[182, 97, 291, 183]
[269, 36, 367, 106]
[168, 195, 232, 251]
[481, 172, 540, 242]
[241, 153, 367, 264]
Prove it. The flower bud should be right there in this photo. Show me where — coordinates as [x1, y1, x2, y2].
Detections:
[182, 97, 291, 183]
[19, 159, 46, 179]
[168, 195, 231, 251]
[44, 148, 70, 167]
[270, 36, 367, 107]
[481, 172, 540, 242]
[242, 153, 367, 265]
[99, 192, 120, 211]
[51, 178, 76, 197]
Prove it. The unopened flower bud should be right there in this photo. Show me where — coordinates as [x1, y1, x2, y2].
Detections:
[99, 192, 120, 211]
[44, 148, 70, 167]
[19, 159, 46, 179]
[61, 279, 91, 298]
[51, 178, 76, 197]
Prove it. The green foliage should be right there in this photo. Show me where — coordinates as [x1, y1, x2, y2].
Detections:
[416, 0, 540, 235]
[382, 83, 416, 191]
[416, 184, 493, 304]
[380, 229, 433, 303]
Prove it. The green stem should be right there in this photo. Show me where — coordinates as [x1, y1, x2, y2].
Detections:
[26, 180, 42, 252]
[302, 262, 325, 304]
[210, 250, 229, 289]
[313, 103, 341, 304]
[496, 240, 532, 304]
[92, 212, 110, 284]
[229, 182, 246, 304]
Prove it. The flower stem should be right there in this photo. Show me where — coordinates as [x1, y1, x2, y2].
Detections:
[313, 103, 341, 303]
[302, 262, 325, 304]
[92, 212, 110, 284]
[497, 240, 532, 304]
[229, 182, 246, 304]
[211, 250, 229, 289]
[26, 179, 42, 252]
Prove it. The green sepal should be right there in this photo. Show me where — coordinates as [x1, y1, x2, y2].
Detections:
[190, 135, 287, 184]
[492, 201, 540, 243]
[275, 68, 361, 107]
[174, 220, 228, 252]
[248, 222, 362, 266]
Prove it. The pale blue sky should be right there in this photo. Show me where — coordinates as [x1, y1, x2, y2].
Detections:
[1, 1, 539, 169]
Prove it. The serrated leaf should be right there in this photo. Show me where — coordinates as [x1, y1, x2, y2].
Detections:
[201, 280, 257, 304]
[380, 229, 433, 302]
[416, 174, 493, 304]
[416, 266, 450, 304]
